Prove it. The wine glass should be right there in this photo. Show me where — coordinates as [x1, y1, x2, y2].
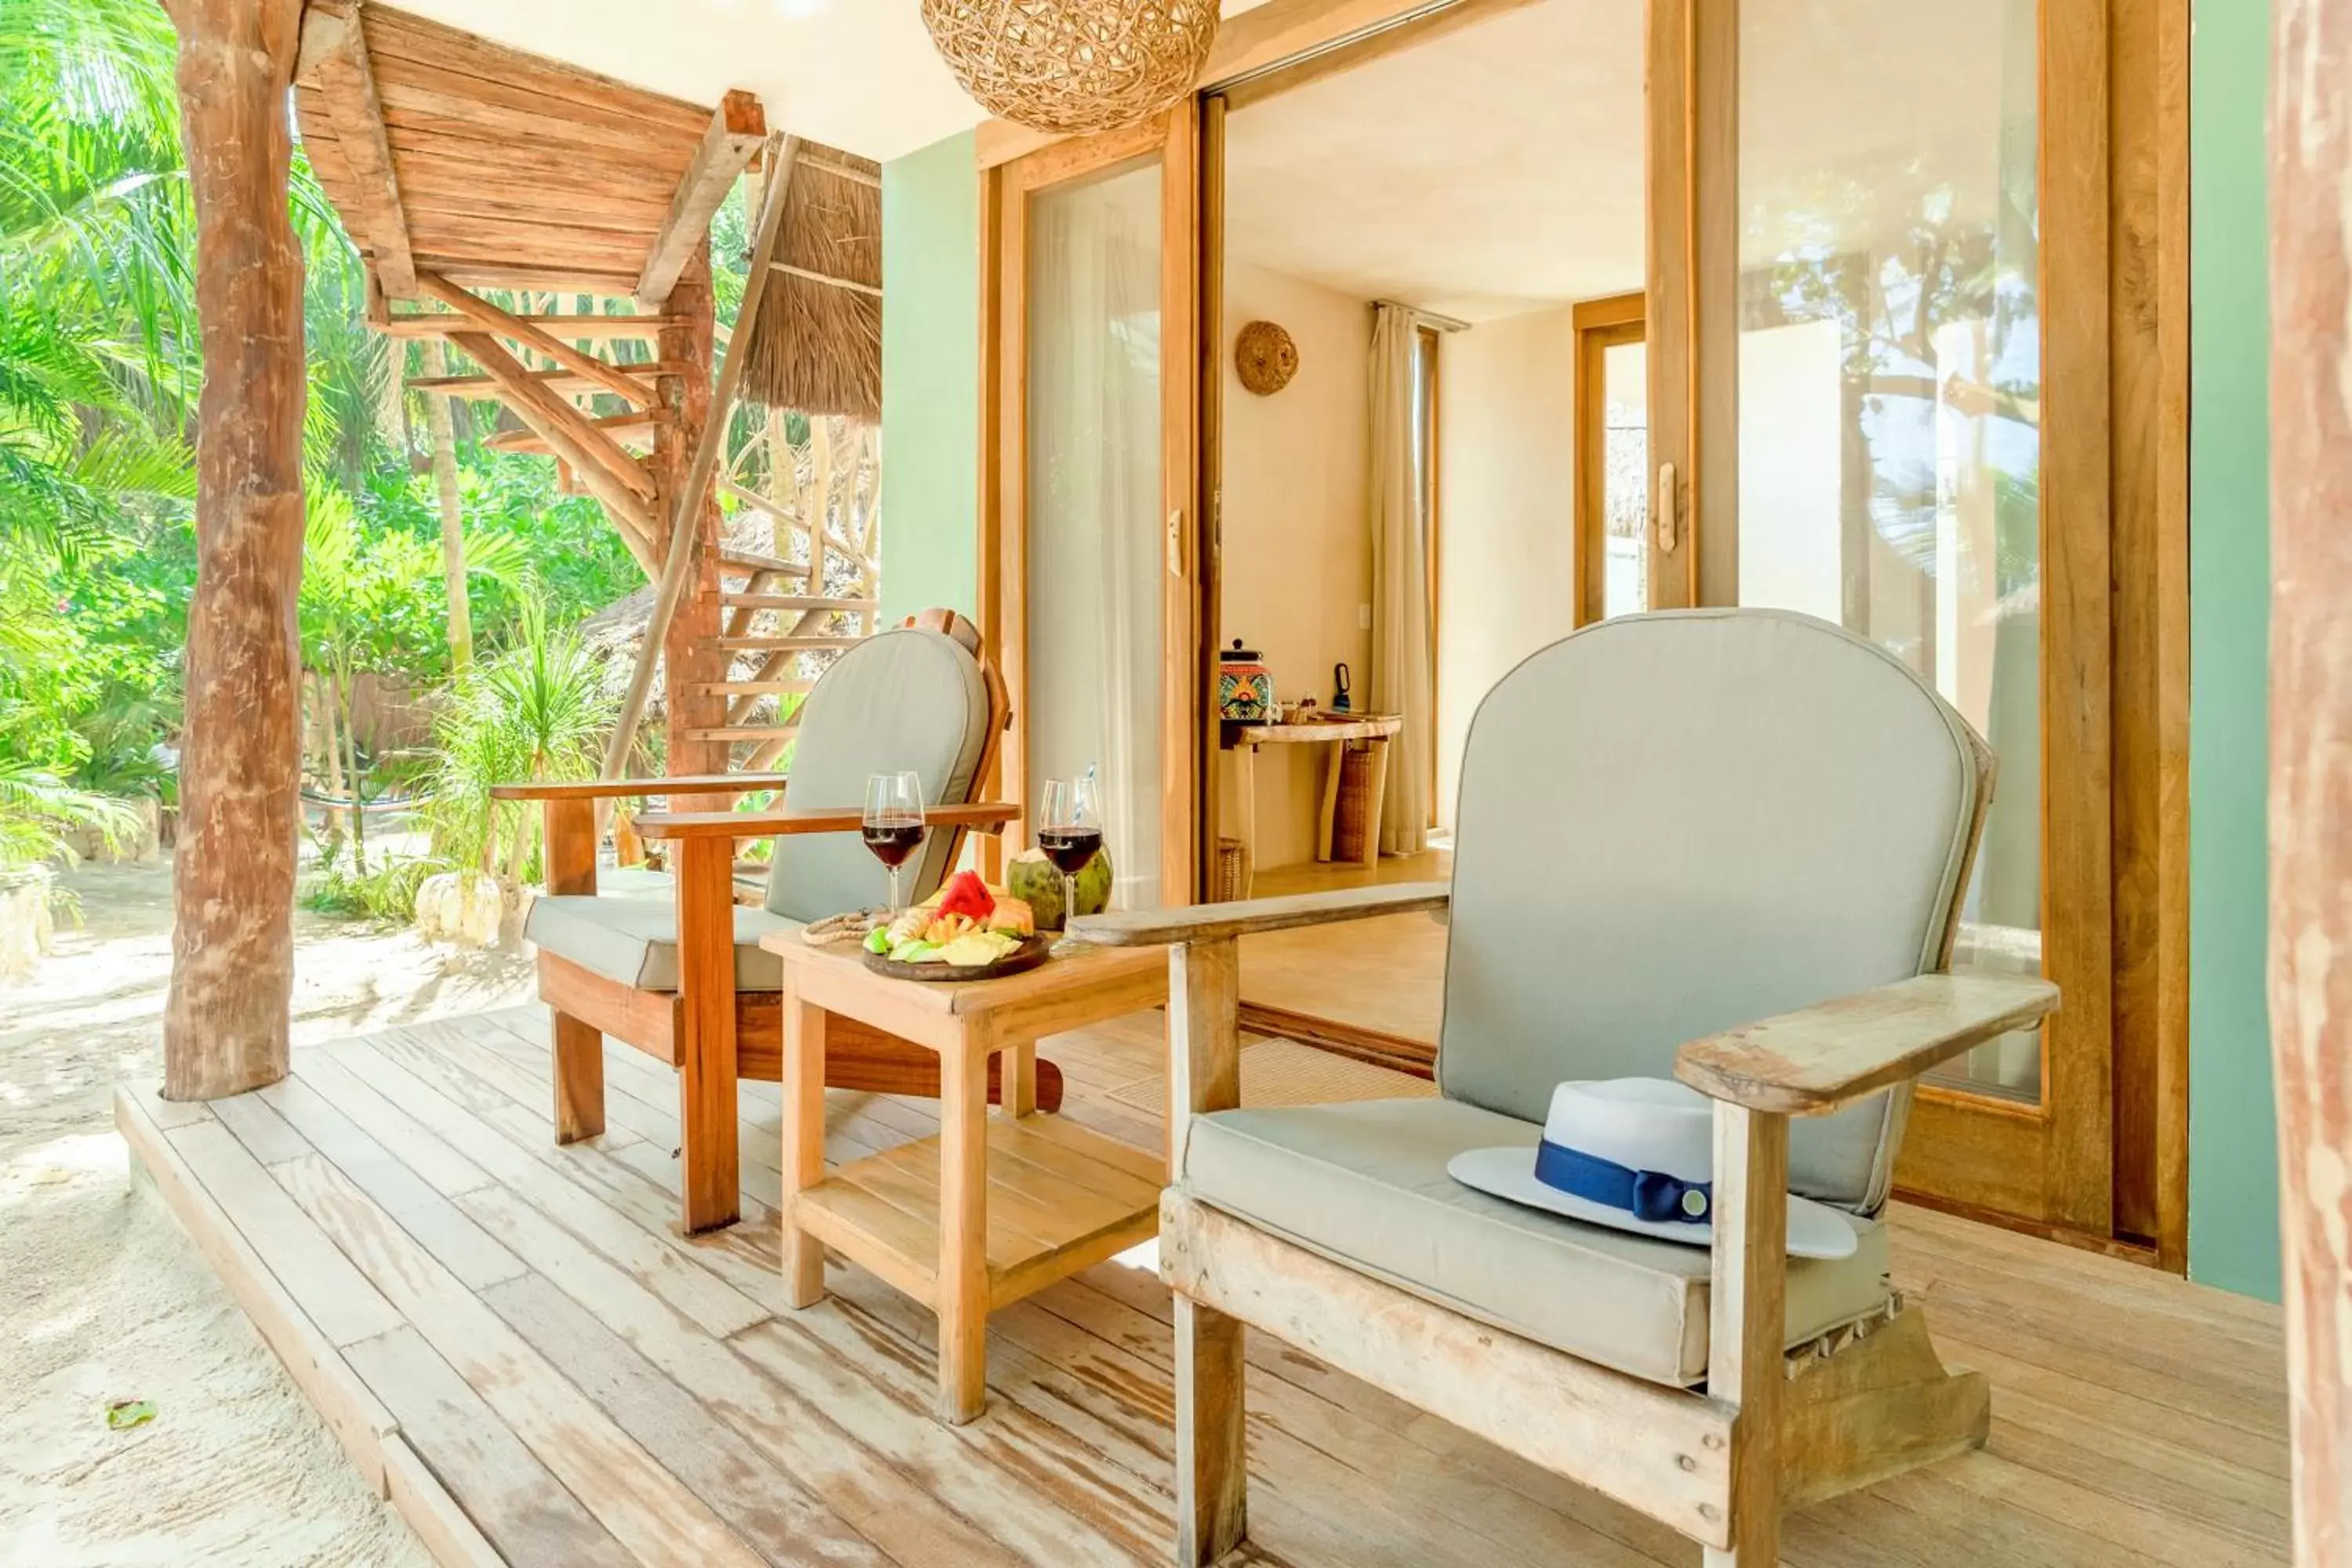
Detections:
[1038, 774, 1104, 956]
[862, 771, 924, 913]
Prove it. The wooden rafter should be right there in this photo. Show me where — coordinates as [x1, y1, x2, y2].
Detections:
[637, 89, 767, 308]
[448, 330, 661, 566]
[485, 408, 672, 454]
[298, 5, 414, 296]
[416, 272, 656, 408]
[768, 260, 884, 298]
[380, 312, 683, 339]
[406, 359, 691, 397]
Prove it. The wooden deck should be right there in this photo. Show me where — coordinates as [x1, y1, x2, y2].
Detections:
[119, 1004, 2290, 1567]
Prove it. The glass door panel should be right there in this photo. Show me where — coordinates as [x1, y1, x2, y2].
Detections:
[1599, 336, 1650, 619]
[1025, 159, 1166, 911]
[1574, 296, 1649, 622]
[1731, 0, 2044, 1102]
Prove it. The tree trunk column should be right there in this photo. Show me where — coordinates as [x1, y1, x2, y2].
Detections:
[656, 243, 730, 808]
[2270, 1, 2352, 1560]
[161, 0, 307, 1101]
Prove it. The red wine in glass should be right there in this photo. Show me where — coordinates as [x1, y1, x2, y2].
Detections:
[862, 771, 924, 910]
[1037, 826, 1104, 874]
[862, 822, 925, 867]
[1040, 775, 1103, 953]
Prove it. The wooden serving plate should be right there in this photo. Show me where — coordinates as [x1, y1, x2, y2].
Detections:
[862, 933, 1052, 984]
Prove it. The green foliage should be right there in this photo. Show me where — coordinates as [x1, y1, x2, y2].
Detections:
[299, 842, 441, 925]
[0, 0, 662, 894]
[0, 756, 140, 873]
[425, 597, 617, 886]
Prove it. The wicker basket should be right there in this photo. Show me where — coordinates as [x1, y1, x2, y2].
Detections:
[1331, 741, 1378, 862]
[1212, 836, 1253, 902]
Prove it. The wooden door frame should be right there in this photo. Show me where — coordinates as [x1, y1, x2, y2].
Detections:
[1571, 291, 1645, 626]
[977, 109, 1203, 908]
[1650, 0, 2190, 1261]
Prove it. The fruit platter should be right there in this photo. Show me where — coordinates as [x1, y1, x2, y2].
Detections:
[861, 870, 1047, 981]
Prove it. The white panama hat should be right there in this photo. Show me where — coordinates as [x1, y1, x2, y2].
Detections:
[1446, 1077, 1860, 1261]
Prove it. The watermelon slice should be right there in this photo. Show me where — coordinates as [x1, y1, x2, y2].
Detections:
[935, 869, 996, 924]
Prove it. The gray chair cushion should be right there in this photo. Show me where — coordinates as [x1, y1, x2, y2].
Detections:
[1182, 1098, 1891, 1388]
[1442, 609, 1984, 1212]
[764, 624, 992, 924]
[527, 895, 799, 992]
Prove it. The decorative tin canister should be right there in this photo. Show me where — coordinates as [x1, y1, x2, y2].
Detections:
[1218, 640, 1275, 722]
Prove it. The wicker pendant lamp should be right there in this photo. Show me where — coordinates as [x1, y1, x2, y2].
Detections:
[924, 0, 1220, 136]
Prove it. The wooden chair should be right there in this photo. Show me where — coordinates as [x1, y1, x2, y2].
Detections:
[1076, 609, 2060, 1566]
[494, 608, 1045, 1234]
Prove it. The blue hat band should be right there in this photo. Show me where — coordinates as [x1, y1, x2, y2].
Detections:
[1533, 1138, 1712, 1225]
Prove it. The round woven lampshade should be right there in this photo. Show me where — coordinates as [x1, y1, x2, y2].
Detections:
[924, 0, 1220, 136]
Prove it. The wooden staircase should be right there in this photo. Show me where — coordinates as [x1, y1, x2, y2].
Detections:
[676, 415, 881, 772]
[381, 136, 881, 783]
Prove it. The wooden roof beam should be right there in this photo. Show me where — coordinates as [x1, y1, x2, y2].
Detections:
[768, 260, 882, 298]
[416, 272, 656, 408]
[406, 359, 692, 397]
[485, 408, 672, 455]
[380, 311, 684, 340]
[636, 89, 766, 309]
[448, 328, 662, 518]
[298, 4, 416, 296]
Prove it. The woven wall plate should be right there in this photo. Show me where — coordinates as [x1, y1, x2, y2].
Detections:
[922, 0, 1219, 136]
[1235, 320, 1299, 396]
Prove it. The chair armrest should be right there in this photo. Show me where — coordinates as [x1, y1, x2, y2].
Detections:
[488, 773, 788, 803]
[1072, 881, 1451, 946]
[633, 801, 1020, 840]
[1674, 967, 2060, 1116]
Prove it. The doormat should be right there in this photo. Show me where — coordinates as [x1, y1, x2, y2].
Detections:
[1104, 1037, 1436, 1119]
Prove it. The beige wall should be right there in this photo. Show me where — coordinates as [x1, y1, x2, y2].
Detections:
[1433, 302, 1580, 826]
[1218, 260, 1372, 869]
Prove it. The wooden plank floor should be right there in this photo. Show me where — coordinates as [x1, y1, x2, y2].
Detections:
[120, 1004, 2290, 1567]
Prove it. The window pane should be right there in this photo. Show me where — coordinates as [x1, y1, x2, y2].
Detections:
[1735, 0, 2042, 1101]
[1600, 337, 1648, 618]
[1027, 161, 1163, 909]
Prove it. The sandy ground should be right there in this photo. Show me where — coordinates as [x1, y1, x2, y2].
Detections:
[0, 861, 537, 1566]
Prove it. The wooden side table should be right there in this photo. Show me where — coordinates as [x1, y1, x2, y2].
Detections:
[760, 935, 1169, 1424]
[1225, 715, 1404, 891]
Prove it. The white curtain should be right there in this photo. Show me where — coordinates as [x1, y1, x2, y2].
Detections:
[1025, 167, 1163, 908]
[1368, 303, 1433, 855]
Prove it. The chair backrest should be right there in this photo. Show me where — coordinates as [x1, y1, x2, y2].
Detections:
[1439, 609, 1991, 1214]
[763, 609, 1006, 923]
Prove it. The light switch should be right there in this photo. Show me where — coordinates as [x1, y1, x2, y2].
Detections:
[1359, 603, 1373, 630]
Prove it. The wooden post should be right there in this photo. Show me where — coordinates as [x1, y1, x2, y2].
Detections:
[2270, 2, 2352, 1559]
[160, 0, 307, 1101]
[656, 242, 730, 808]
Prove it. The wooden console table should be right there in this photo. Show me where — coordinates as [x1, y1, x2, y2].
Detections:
[760, 935, 1169, 1424]
[1225, 715, 1403, 887]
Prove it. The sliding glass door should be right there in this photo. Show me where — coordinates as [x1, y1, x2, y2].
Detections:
[984, 112, 1203, 909]
[1651, 0, 2187, 1250]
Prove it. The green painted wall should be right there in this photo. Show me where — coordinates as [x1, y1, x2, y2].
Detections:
[877, 130, 982, 627]
[2187, 0, 2278, 1300]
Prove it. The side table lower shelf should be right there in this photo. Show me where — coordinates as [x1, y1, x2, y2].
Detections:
[794, 1114, 1165, 1314]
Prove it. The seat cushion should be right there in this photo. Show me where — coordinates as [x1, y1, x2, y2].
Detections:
[526, 895, 799, 993]
[1181, 1098, 1892, 1388]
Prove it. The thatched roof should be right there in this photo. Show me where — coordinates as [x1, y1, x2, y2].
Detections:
[739, 143, 882, 423]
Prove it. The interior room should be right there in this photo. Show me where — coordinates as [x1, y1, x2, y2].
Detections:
[1217, 0, 1643, 1061]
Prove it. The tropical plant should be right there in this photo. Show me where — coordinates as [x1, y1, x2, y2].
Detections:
[0, 756, 140, 873]
[425, 593, 616, 892]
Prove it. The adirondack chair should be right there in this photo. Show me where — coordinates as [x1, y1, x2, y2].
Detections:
[495, 608, 1037, 1234]
[1076, 609, 2060, 1566]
